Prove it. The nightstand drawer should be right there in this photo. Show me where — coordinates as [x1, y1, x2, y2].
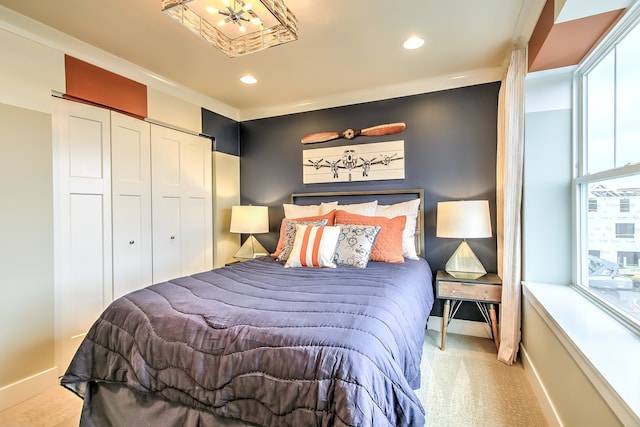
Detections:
[437, 280, 501, 303]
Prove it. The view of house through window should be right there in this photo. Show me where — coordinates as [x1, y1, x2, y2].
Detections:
[585, 177, 640, 322]
[576, 13, 640, 328]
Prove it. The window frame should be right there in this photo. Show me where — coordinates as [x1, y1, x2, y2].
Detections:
[572, 5, 640, 335]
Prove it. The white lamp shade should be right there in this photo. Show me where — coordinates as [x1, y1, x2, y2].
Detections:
[436, 200, 492, 239]
[230, 205, 269, 234]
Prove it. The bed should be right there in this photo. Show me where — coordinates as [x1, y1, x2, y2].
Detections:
[61, 190, 435, 426]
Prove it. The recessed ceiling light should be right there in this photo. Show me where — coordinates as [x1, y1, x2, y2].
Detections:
[403, 36, 424, 50]
[240, 75, 257, 84]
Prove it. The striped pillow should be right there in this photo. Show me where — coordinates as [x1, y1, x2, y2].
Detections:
[285, 225, 341, 268]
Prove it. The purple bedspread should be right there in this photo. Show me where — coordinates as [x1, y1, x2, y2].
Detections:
[62, 256, 434, 426]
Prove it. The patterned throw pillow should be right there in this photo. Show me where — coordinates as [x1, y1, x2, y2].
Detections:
[334, 224, 381, 268]
[271, 211, 336, 258]
[277, 218, 328, 262]
[285, 225, 341, 268]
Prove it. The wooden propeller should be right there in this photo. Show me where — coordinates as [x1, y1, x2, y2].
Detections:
[301, 122, 406, 144]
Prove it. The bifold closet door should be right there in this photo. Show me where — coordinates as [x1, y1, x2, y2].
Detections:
[151, 125, 213, 283]
[53, 99, 112, 375]
[111, 112, 152, 300]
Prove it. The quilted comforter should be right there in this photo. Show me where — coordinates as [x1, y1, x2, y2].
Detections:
[61, 256, 434, 426]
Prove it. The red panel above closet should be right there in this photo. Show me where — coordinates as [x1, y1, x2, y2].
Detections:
[64, 55, 147, 119]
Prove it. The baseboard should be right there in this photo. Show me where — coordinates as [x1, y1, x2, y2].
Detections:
[0, 367, 58, 412]
[427, 315, 492, 339]
[520, 344, 564, 427]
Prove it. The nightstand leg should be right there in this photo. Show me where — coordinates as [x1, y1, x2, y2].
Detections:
[441, 299, 450, 350]
[488, 303, 499, 351]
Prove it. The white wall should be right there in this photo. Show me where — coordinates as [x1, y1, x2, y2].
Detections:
[0, 27, 63, 411]
[522, 67, 627, 426]
[0, 104, 56, 409]
[522, 67, 573, 285]
[212, 152, 240, 268]
[0, 13, 239, 410]
[522, 298, 623, 426]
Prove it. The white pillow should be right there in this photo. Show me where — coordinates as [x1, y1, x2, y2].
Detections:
[336, 200, 378, 216]
[283, 201, 338, 218]
[285, 225, 341, 268]
[375, 198, 421, 259]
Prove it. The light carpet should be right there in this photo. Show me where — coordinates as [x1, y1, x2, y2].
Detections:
[418, 329, 547, 426]
[0, 330, 546, 426]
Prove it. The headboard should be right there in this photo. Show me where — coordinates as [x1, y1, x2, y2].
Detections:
[290, 189, 425, 258]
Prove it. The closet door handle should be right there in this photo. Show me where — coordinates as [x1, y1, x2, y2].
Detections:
[129, 240, 135, 245]
[170, 235, 176, 240]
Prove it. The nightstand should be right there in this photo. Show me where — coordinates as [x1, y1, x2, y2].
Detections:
[435, 270, 502, 351]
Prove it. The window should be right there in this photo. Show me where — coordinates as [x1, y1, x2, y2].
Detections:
[615, 222, 635, 238]
[575, 9, 640, 331]
[618, 251, 640, 267]
[620, 198, 630, 212]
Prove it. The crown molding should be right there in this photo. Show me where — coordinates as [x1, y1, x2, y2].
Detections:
[239, 67, 504, 121]
[0, 6, 239, 121]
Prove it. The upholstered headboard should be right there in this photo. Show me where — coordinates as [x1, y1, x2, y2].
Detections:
[290, 189, 425, 258]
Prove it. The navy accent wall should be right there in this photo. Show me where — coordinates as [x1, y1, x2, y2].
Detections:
[236, 82, 500, 320]
[202, 108, 240, 156]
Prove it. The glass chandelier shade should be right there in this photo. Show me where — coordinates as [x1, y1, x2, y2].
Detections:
[162, 0, 298, 58]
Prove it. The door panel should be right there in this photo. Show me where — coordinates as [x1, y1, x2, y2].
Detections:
[68, 115, 106, 179]
[182, 197, 208, 275]
[152, 196, 182, 283]
[69, 194, 106, 334]
[112, 195, 145, 299]
[111, 112, 152, 299]
[53, 99, 111, 376]
[151, 126, 212, 282]
[151, 127, 181, 196]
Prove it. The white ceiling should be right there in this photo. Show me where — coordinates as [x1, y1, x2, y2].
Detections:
[0, 0, 554, 119]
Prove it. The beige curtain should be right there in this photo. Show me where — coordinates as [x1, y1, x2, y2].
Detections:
[496, 47, 526, 365]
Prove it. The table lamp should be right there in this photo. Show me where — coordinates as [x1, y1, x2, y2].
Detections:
[436, 200, 492, 279]
[230, 205, 269, 260]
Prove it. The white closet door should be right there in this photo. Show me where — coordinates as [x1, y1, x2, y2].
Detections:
[53, 99, 112, 375]
[151, 125, 212, 283]
[151, 126, 183, 282]
[111, 112, 152, 299]
[181, 135, 213, 275]
[152, 195, 182, 283]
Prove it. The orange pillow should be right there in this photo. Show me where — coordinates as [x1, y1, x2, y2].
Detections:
[334, 210, 406, 263]
[271, 210, 337, 258]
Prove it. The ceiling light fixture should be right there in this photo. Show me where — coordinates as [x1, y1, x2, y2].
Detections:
[403, 36, 424, 50]
[162, 0, 298, 58]
[240, 75, 257, 84]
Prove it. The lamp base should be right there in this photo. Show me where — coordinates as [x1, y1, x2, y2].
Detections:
[444, 240, 487, 279]
[234, 235, 268, 260]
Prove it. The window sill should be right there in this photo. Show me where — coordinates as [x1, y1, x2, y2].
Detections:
[522, 281, 640, 425]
